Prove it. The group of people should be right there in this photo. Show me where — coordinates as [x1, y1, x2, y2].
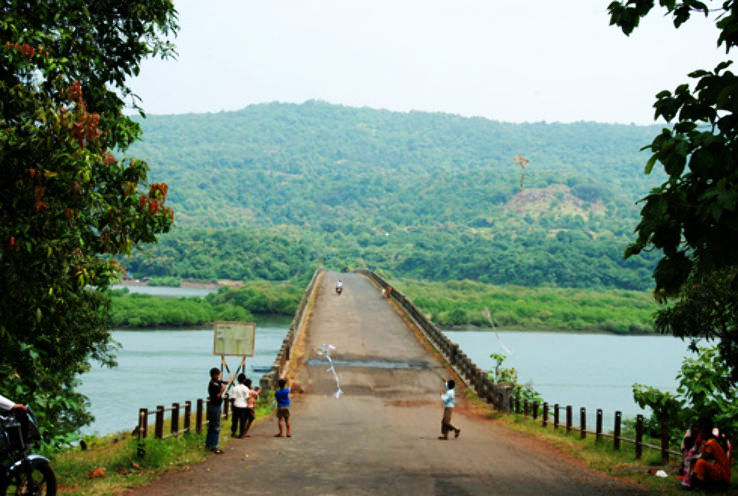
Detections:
[205, 368, 291, 454]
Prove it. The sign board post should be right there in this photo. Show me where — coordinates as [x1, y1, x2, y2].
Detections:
[213, 322, 256, 393]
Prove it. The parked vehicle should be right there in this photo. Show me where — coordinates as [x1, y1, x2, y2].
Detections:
[0, 407, 56, 495]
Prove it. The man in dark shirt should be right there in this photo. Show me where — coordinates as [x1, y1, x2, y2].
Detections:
[206, 367, 226, 453]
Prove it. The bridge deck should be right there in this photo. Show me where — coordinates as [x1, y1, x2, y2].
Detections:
[129, 271, 646, 495]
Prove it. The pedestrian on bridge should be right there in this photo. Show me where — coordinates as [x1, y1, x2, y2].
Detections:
[230, 373, 249, 438]
[243, 378, 260, 437]
[274, 378, 291, 438]
[439, 376, 460, 440]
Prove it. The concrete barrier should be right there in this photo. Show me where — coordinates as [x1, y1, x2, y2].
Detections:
[355, 269, 513, 412]
[260, 267, 324, 391]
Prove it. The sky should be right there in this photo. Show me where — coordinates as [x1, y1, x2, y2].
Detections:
[128, 0, 730, 124]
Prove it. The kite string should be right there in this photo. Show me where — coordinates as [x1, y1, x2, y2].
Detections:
[482, 307, 513, 356]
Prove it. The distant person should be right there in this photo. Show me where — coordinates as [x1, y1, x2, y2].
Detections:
[206, 367, 227, 453]
[439, 376, 460, 440]
[243, 378, 261, 437]
[230, 373, 249, 438]
[274, 378, 291, 438]
[0, 394, 26, 412]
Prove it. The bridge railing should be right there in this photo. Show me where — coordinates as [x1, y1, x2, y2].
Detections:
[355, 269, 513, 412]
[260, 267, 324, 391]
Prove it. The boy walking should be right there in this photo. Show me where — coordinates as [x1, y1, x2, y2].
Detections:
[274, 378, 291, 438]
[439, 376, 460, 440]
[206, 367, 227, 453]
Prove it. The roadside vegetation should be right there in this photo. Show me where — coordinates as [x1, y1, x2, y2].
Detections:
[49, 393, 275, 495]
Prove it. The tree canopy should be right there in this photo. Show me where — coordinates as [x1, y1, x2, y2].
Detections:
[0, 1, 177, 444]
[610, 0, 738, 381]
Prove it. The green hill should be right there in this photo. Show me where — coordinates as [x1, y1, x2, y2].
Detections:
[122, 101, 663, 290]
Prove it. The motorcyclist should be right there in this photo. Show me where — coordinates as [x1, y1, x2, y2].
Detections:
[336, 280, 344, 293]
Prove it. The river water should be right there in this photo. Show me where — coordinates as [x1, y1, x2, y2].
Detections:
[444, 330, 691, 426]
[79, 287, 693, 435]
[111, 284, 216, 298]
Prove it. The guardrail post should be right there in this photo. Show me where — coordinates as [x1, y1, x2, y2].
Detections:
[554, 403, 559, 430]
[580, 407, 586, 439]
[155, 405, 164, 439]
[596, 408, 603, 443]
[450, 343, 459, 365]
[138, 408, 148, 440]
[171, 402, 180, 437]
[184, 401, 192, 433]
[542, 403, 548, 427]
[566, 405, 572, 432]
[532, 402, 539, 420]
[661, 420, 669, 463]
[196, 399, 203, 434]
[635, 414, 643, 460]
[614, 411, 622, 450]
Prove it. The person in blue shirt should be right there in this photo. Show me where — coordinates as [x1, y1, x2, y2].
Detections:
[439, 376, 460, 440]
[274, 378, 291, 438]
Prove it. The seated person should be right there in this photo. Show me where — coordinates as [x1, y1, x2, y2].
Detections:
[684, 417, 732, 490]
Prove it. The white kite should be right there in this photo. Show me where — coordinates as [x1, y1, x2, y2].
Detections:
[317, 344, 343, 399]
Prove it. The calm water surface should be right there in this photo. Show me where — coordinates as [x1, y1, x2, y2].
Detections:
[111, 284, 216, 298]
[444, 330, 692, 423]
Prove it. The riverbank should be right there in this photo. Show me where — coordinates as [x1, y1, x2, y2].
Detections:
[110, 277, 657, 334]
[110, 280, 302, 328]
[395, 278, 657, 333]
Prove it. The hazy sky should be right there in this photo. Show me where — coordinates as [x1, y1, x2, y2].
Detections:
[128, 0, 729, 124]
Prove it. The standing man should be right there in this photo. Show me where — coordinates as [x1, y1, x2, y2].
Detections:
[230, 373, 249, 439]
[439, 376, 460, 440]
[206, 367, 226, 454]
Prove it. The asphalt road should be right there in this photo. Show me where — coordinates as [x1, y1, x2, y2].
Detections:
[127, 271, 647, 495]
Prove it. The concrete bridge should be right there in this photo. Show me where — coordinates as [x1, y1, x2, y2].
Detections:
[130, 270, 646, 495]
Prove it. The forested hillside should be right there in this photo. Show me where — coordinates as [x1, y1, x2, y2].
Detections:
[123, 101, 662, 290]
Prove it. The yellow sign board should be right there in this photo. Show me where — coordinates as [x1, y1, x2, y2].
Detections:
[213, 321, 256, 356]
